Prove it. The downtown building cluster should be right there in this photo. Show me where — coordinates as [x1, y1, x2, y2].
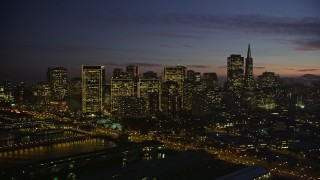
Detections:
[1, 45, 320, 179]
[81, 44, 259, 119]
[81, 64, 220, 119]
[1, 45, 320, 154]
[0, 44, 319, 121]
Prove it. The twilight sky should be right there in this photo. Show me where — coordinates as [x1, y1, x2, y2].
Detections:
[1, 0, 320, 83]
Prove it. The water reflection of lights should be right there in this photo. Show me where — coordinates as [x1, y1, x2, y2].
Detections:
[0, 138, 116, 166]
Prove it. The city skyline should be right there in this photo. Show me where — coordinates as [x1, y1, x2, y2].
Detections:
[1, 0, 320, 83]
[0, 56, 318, 85]
[1, 1, 320, 179]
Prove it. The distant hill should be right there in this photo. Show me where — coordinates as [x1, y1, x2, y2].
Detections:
[282, 74, 320, 85]
[300, 74, 320, 80]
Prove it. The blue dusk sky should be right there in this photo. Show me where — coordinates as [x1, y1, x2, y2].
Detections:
[1, 0, 320, 83]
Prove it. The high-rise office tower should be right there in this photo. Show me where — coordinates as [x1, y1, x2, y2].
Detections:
[227, 54, 244, 95]
[186, 70, 196, 82]
[203, 72, 218, 89]
[143, 71, 157, 79]
[138, 76, 160, 116]
[33, 81, 51, 105]
[113, 68, 126, 79]
[69, 78, 82, 111]
[70, 78, 82, 95]
[111, 66, 143, 116]
[82, 65, 105, 115]
[103, 83, 111, 113]
[183, 69, 197, 111]
[161, 81, 180, 118]
[203, 73, 218, 81]
[257, 71, 280, 89]
[15, 82, 25, 105]
[47, 67, 68, 100]
[244, 44, 254, 90]
[161, 66, 186, 117]
[3, 80, 14, 102]
[0, 84, 5, 102]
[255, 72, 280, 110]
[163, 65, 186, 110]
[183, 79, 194, 111]
[126, 65, 139, 79]
[194, 72, 201, 82]
[126, 65, 139, 98]
[111, 78, 135, 112]
[163, 66, 186, 85]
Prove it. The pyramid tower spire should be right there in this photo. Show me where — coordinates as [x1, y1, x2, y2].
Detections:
[247, 43, 252, 59]
[244, 43, 254, 91]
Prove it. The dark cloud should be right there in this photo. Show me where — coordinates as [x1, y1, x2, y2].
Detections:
[214, 66, 265, 69]
[273, 38, 320, 51]
[283, 68, 318, 72]
[283, 68, 296, 71]
[134, 63, 162, 67]
[104, 61, 209, 69]
[254, 67, 266, 69]
[148, 32, 202, 39]
[159, 44, 193, 48]
[0, 44, 136, 53]
[294, 39, 320, 51]
[106, 13, 320, 37]
[104, 13, 320, 51]
[296, 68, 318, 72]
[104, 62, 162, 67]
[67, 47, 136, 53]
[187, 65, 210, 68]
[100, 57, 210, 63]
[160, 44, 175, 48]
[103, 62, 124, 66]
[182, 45, 193, 48]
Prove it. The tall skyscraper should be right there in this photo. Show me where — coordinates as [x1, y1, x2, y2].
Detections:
[0, 84, 5, 102]
[3, 80, 14, 102]
[0, 81, 14, 102]
[103, 83, 111, 114]
[161, 81, 180, 118]
[47, 67, 68, 101]
[186, 70, 196, 82]
[227, 54, 244, 95]
[33, 81, 51, 105]
[163, 66, 187, 101]
[69, 78, 82, 111]
[113, 68, 126, 79]
[183, 79, 194, 111]
[184, 70, 196, 111]
[255, 72, 280, 110]
[15, 82, 25, 105]
[138, 76, 160, 116]
[245, 44, 254, 90]
[70, 78, 82, 95]
[143, 71, 157, 79]
[161, 65, 187, 115]
[82, 65, 105, 115]
[163, 66, 186, 85]
[203, 72, 218, 89]
[257, 71, 280, 89]
[126, 65, 139, 79]
[111, 78, 135, 112]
